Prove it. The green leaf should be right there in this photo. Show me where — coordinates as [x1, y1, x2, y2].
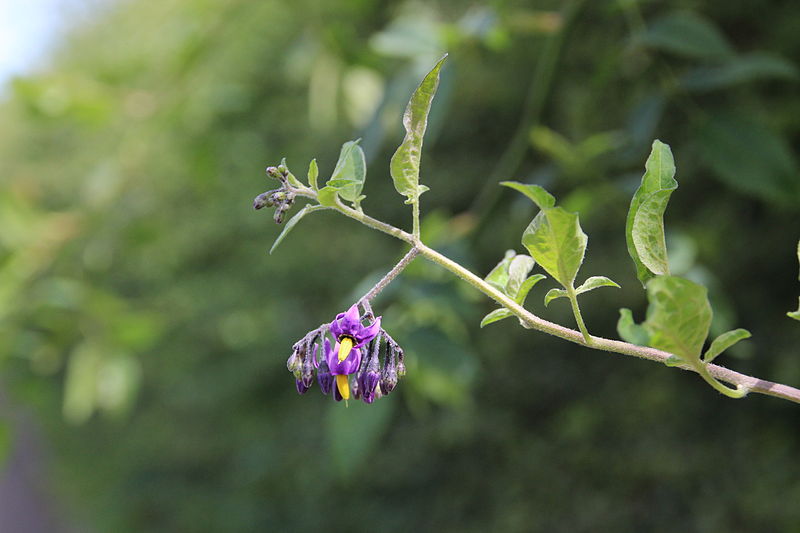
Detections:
[390, 54, 448, 200]
[682, 53, 799, 92]
[515, 274, 546, 305]
[307, 158, 319, 190]
[269, 205, 326, 254]
[695, 113, 800, 205]
[643, 276, 712, 363]
[328, 396, 394, 481]
[522, 206, 587, 289]
[544, 288, 567, 307]
[506, 254, 535, 297]
[329, 140, 366, 203]
[576, 276, 620, 294]
[484, 250, 516, 290]
[617, 308, 650, 346]
[638, 11, 734, 62]
[480, 308, 513, 328]
[317, 186, 339, 207]
[703, 328, 751, 363]
[788, 299, 800, 321]
[500, 181, 555, 209]
[626, 139, 678, 286]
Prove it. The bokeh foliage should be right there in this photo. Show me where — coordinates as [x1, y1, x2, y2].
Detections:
[1, 0, 800, 531]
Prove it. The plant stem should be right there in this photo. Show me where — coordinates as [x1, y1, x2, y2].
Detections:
[300, 188, 800, 405]
[567, 287, 592, 344]
[412, 199, 421, 240]
[358, 247, 419, 304]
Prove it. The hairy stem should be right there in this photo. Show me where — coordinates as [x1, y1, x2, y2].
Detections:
[567, 287, 592, 344]
[300, 187, 800, 405]
[358, 247, 419, 304]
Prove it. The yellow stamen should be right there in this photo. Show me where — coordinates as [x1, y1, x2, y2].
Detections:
[338, 337, 354, 362]
[336, 374, 350, 400]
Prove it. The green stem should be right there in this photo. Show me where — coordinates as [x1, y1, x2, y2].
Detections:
[567, 287, 591, 345]
[412, 199, 420, 240]
[305, 193, 800, 404]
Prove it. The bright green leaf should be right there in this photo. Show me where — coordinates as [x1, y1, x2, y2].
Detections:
[317, 186, 339, 207]
[515, 274, 546, 305]
[626, 139, 678, 286]
[643, 276, 712, 363]
[329, 140, 366, 203]
[480, 308, 513, 328]
[307, 158, 319, 190]
[639, 11, 734, 61]
[390, 54, 448, 200]
[703, 328, 751, 363]
[544, 288, 567, 307]
[522, 207, 587, 289]
[576, 276, 620, 294]
[617, 308, 650, 346]
[484, 250, 516, 291]
[506, 254, 535, 297]
[500, 181, 556, 209]
[270, 205, 326, 254]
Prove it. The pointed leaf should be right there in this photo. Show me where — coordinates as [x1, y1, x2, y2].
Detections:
[506, 255, 535, 297]
[500, 181, 556, 209]
[390, 54, 448, 199]
[643, 276, 711, 363]
[626, 140, 678, 286]
[480, 308, 513, 328]
[515, 274, 546, 305]
[484, 250, 516, 291]
[544, 288, 568, 307]
[682, 53, 799, 92]
[270, 205, 326, 254]
[576, 276, 621, 294]
[307, 159, 319, 190]
[788, 300, 800, 321]
[703, 328, 751, 363]
[638, 11, 734, 61]
[522, 207, 587, 289]
[617, 308, 650, 346]
[329, 140, 366, 203]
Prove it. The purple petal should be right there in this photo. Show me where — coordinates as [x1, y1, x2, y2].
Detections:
[354, 316, 381, 347]
[329, 346, 361, 375]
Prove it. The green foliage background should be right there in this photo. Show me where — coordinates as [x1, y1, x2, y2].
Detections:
[1, 0, 800, 531]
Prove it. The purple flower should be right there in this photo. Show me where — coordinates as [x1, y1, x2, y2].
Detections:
[322, 304, 381, 400]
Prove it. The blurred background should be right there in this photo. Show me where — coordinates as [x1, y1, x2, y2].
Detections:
[1, 0, 799, 531]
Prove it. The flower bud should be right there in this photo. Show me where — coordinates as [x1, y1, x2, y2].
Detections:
[286, 350, 302, 373]
[266, 166, 282, 180]
[296, 378, 310, 395]
[253, 192, 273, 210]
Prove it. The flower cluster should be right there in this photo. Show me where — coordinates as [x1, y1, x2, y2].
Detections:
[253, 162, 296, 224]
[287, 304, 406, 403]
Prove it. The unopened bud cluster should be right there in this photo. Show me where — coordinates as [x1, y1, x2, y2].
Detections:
[253, 162, 295, 224]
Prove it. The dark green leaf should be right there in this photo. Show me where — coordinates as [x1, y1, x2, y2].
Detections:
[682, 53, 799, 92]
[703, 328, 751, 363]
[576, 276, 620, 294]
[269, 205, 326, 254]
[328, 397, 394, 481]
[329, 140, 366, 203]
[515, 274, 546, 305]
[638, 11, 734, 62]
[500, 181, 556, 209]
[480, 308, 513, 328]
[626, 139, 677, 286]
[390, 54, 448, 200]
[695, 113, 800, 205]
[643, 276, 712, 363]
[617, 308, 650, 346]
[544, 288, 567, 307]
[307, 158, 319, 190]
[522, 207, 587, 289]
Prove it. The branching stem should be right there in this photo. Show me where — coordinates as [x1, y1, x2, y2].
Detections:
[290, 184, 800, 405]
